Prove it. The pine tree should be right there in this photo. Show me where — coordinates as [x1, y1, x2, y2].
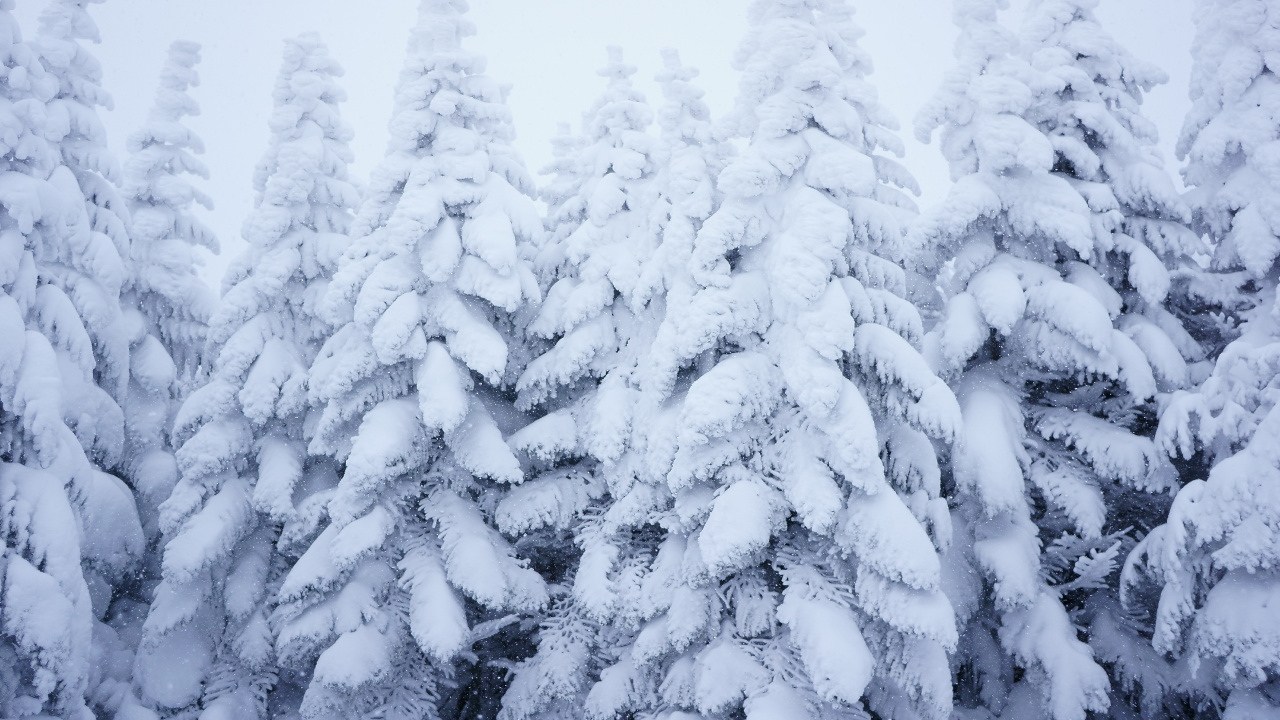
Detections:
[513, 41, 662, 506]
[28, 3, 183, 718]
[631, 48, 734, 320]
[519, 41, 665, 678]
[123, 40, 218, 387]
[132, 34, 359, 719]
[1010, 3, 1220, 718]
[506, 2, 962, 718]
[913, 0, 1204, 717]
[499, 46, 699, 720]
[36, 1, 184, 546]
[540, 122, 586, 245]
[1, 2, 146, 717]
[1128, 0, 1280, 716]
[525, 45, 659, 301]
[284, 2, 546, 717]
[32, 0, 130, 255]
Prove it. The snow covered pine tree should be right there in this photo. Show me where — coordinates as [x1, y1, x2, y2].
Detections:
[1128, 0, 1280, 717]
[511, 43, 661, 505]
[1016, 2, 1220, 717]
[507, 1, 963, 719]
[36, 0, 183, 552]
[500, 43, 667, 720]
[29, 1, 191, 718]
[7, 1, 1261, 719]
[123, 39, 218, 390]
[134, 33, 359, 720]
[282, 1, 546, 717]
[913, 0, 1206, 717]
[2, 1, 147, 717]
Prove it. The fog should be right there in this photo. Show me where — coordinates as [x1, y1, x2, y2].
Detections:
[14, 0, 1194, 283]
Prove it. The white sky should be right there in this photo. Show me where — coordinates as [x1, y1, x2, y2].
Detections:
[14, 0, 1194, 284]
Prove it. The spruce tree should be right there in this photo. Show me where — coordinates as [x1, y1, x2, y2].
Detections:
[29, 3, 187, 718]
[123, 40, 218, 387]
[511, 44, 662, 555]
[1, 3, 146, 717]
[540, 122, 587, 246]
[32, 0, 131, 256]
[500, 46, 701, 720]
[1013, 2, 1217, 717]
[133, 34, 359, 719]
[1129, 0, 1280, 716]
[283, 1, 545, 717]
[506, 2, 962, 718]
[34, 0, 182, 541]
[913, 0, 1204, 717]
[524, 44, 659, 308]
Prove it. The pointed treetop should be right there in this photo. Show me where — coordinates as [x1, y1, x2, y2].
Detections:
[731, 0, 832, 94]
[352, 0, 532, 240]
[145, 40, 202, 126]
[747, 0, 822, 24]
[523, 43, 656, 298]
[278, 30, 346, 84]
[726, 0, 895, 145]
[379, 0, 518, 160]
[947, 0, 1017, 62]
[245, 31, 356, 237]
[914, 0, 1034, 157]
[658, 46, 697, 83]
[656, 47, 713, 142]
[547, 120, 578, 158]
[1021, 0, 1094, 28]
[407, 0, 476, 59]
[33, 0, 116, 157]
[581, 46, 651, 141]
[597, 44, 636, 82]
[954, 0, 1008, 24]
[123, 34, 218, 355]
[160, 40, 201, 85]
[1021, 0, 1168, 91]
[266, 32, 349, 142]
[126, 40, 210, 194]
[37, 0, 103, 43]
[539, 121, 585, 220]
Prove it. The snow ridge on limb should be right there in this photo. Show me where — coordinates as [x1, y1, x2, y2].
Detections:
[133, 33, 358, 720]
[1131, 1, 1280, 716]
[293, 2, 545, 717]
[123, 39, 218, 387]
[0, 4, 146, 718]
[913, 0, 1202, 717]
[503, 3, 961, 720]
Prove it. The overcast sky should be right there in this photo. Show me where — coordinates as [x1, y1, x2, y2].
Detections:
[14, 0, 1194, 284]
